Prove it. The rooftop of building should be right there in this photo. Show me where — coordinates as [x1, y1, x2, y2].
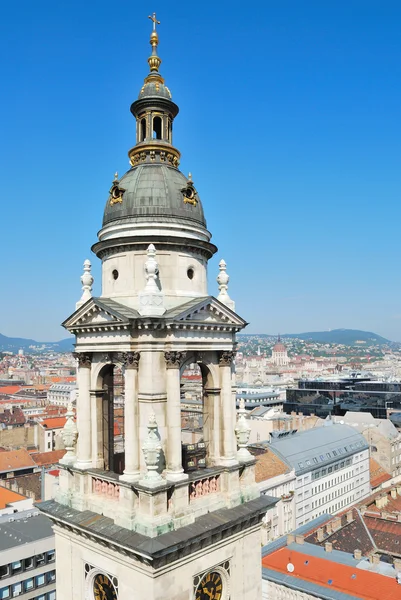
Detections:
[0, 449, 37, 473]
[31, 450, 66, 467]
[304, 486, 401, 559]
[39, 417, 67, 429]
[268, 422, 368, 475]
[262, 543, 401, 600]
[254, 450, 291, 484]
[0, 487, 27, 509]
[0, 512, 54, 551]
[369, 458, 391, 489]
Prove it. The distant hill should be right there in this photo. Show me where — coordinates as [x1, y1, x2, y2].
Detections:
[239, 329, 391, 346]
[0, 333, 74, 354]
[281, 329, 390, 346]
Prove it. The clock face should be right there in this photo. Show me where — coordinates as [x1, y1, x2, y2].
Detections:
[93, 573, 117, 600]
[195, 571, 223, 600]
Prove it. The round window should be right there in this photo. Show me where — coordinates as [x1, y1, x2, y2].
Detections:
[187, 268, 194, 280]
[112, 269, 119, 280]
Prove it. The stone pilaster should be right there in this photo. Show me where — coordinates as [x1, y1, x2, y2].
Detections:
[73, 352, 93, 469]
[164, 351, 188, 481]
[120, 352, 141, 482]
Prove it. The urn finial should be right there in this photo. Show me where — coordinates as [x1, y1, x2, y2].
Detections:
[76, 259, 94, 309]
[217, 259, 235, 311]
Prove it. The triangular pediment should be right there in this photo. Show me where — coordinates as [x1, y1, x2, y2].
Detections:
[62, 298, 135, 331]
[167, 296, 248, 329]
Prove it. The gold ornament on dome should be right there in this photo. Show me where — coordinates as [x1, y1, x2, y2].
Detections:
[108, 173, 126, 206]
[182, 173, 198, 206]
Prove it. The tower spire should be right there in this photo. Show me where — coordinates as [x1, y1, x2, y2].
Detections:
[147, 12, 162, 74]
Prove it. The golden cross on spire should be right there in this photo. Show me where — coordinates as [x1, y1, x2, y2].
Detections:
[148, 12, 160, 32]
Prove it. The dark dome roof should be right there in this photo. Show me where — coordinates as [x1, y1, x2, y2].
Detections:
[102, 164, 206, 228]
[139, 80, 172, 99]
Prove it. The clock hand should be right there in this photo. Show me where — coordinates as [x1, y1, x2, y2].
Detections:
[203, 588, 213, 599]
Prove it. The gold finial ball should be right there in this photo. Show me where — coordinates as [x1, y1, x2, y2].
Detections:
[150, 31, 158, 44]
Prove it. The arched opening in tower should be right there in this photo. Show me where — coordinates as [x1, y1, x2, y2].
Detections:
[180, 361, 214, 473]
[140, 118, 146, 141]
[98, 363, 125, 475]
[152, 116, 162, 140]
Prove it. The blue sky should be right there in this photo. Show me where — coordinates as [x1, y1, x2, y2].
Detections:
[1, 1, 400, 341]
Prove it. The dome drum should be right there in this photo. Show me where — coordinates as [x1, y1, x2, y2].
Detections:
[128, 144, 180, 168]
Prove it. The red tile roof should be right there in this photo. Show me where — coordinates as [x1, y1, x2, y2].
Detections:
[262, 547, 401, 600]
[0, 449, 37, 473]
[0, 487, 27, 508]
[369, 458, 391, 489]
[40, 417, 66, 429]
[0, 386, 22, 395]
[31, 450, 66, 467]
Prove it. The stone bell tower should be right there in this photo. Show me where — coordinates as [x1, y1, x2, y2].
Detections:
[40, 14, 275, 600]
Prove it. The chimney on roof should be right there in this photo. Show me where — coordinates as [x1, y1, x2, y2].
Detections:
[346, 510, 354, 524]
[360, 505, 367, 515]
[326, 522, 332, 535]
[295, 534, 304, 545]
[369, 554, 380, 565]
[391, 488, 397, 499]
[396, 485, 401, 496]
[325, 542, 333, 553]
[317, 528, 324, 542]
[375, 494, 389, 510]
[332, 517, 342, 532]
[287, 534, 295, 545]
[354, 549, 362, 560]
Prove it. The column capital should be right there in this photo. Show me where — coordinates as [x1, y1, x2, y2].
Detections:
[218, 350, 236, 367]
[164, 351, 186, 369]
[122, 351, 141, 370]
[73, 352, 93, 368]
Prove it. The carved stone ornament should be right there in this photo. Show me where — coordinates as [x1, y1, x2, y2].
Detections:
[76, 259, 94, 309]
[218, 351, 235, 367]
[138, 244, 166, 316]
[122, 352, 140, 370]
[216, 259, 235, 311]
[165, 351, 186, 369]
[60, 403, 78, 465]
[141, 412, 163, 486]
[235, 398, 252, 461]
[73, 352, 92, 369]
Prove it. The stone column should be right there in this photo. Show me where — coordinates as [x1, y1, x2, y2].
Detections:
[74, 353, 92, 469]
[204, 389, 221, 465]
[165, 351, 188, 481]
[219, 351, 238, 467]
[90, 390, 104, 469]
[120, 352, 141, 482]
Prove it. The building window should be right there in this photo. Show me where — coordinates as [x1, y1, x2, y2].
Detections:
[11, 583, 21, 598]
[11, 562, 22, 576]
[47, 571, 56, 583]
[48, 592, 56, 600]
[46, 551, 55, 563]
[0, 588, 9, 599]
[35, 575, 45, 588]
[24, 557, 34, 570]
[35, 555, 45, 567]
[24, 580, 34, 592]
[0, 567, 8, 579]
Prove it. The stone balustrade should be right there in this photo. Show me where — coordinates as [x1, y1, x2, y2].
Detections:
[189, 474, 220, 501]
[92, 477, 120, 500]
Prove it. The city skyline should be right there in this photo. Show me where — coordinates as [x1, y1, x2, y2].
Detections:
[1, 1, 401, 340]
